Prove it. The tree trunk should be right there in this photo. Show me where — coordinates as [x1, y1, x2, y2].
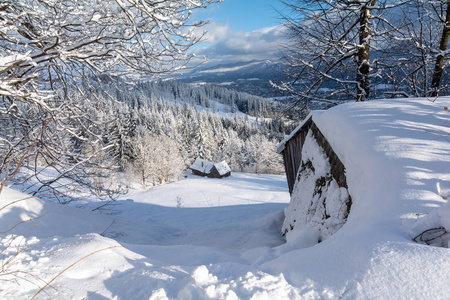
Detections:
[356, 1, 377, 101]
[430, 1, 450, 97]
[142, 170, 146, 189]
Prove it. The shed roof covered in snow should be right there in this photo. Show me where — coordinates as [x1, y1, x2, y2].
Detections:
[190, 158, 231, 178]
[190, 158, 214, 174]
[213, 161, 231, 176]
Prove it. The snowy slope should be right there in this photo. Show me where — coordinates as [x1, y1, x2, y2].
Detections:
[1, 173, 294, 299]
[1, 97, 450, 299]
[194, 99, 271, 125]
[264, 97, 450, 298]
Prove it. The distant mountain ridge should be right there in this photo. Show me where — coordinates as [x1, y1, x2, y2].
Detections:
[187, 59, 278, 77]
[173, 60, 289, 98]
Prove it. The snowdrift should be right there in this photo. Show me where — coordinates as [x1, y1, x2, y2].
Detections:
[1, 97, 449, 299]
[268, 97, 450, 298]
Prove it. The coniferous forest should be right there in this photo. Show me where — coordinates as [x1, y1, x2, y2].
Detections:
[6, 78, 293, 199]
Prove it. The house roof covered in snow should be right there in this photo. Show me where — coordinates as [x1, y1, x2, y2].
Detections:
[190, 158, 231, 176]
[213, 161, 231, 176]
[190, 158, 214, 174]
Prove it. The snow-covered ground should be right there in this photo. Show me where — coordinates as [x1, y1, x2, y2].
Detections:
[194, 99, 271, 125]
[272, 97, 450, 299]
[0, 173, 292, 299]
[1, 97, 450, 299]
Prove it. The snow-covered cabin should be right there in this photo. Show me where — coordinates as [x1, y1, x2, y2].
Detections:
[190, 158, 231, 179]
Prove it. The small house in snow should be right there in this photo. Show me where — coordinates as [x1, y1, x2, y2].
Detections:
[190, 158, 231, 179]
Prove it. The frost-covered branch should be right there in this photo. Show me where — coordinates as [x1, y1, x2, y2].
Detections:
[276, 0, 414, 105]
[0, 0, 219, 199]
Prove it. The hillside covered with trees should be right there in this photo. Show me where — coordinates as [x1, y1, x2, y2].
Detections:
[71, 79, 290, 192]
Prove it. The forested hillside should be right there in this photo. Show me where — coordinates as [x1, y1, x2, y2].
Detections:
[105, 79, 291, 172]
[8, 79, 292, 197]
[136, 79, 280, 118]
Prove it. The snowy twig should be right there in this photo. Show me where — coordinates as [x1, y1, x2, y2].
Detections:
[0, 118, 51, 194]
[0, 212, 49, 234]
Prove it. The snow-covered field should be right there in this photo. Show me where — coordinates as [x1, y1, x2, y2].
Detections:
[1, 97, 450, 299]
[0, 173, 292, 299]
[194, 100, 271, 125]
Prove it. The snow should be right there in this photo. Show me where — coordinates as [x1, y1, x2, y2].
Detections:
[197, 61, 263, 74]
[281, 131, 350, 240]
[190, 158, 214, 174]
[374, 83, 394, 90]
[270, 97, 450, 298]
[2, 97, 450, 299]
[194, 99, 270, 125]
[190, 158, 231, 176]
[214, 161, 231, 176]
[437, 181, 450, 199]
[219, 81, 234, 86]
[1, 173, 292, 299]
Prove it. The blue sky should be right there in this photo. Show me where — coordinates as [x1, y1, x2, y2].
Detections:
[194, 0, 284, 32]
[191, 0, 287, 66]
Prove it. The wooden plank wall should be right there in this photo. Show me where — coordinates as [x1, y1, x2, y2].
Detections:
[282, 129, 309, 194]
[281, 120, 350, 207]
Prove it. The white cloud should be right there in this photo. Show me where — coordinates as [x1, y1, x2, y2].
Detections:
[203, 22, 230, 44]
[192, 23, 287, 66]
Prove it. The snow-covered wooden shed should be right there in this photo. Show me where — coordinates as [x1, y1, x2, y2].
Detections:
[276, 113, 313, 195]
[190, 158, 231, 179]
[277, 111, 351, 239]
